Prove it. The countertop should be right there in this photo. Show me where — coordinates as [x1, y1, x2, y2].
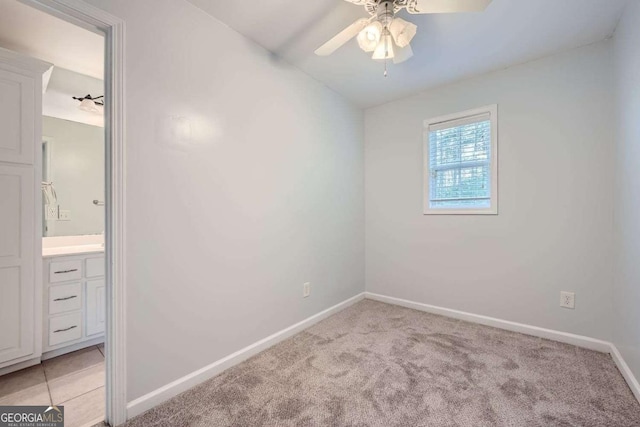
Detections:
[43, 244, 105, 258]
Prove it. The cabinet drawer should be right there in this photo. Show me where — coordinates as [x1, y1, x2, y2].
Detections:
[85, 257, 105, 278]
[49, 260, 82, 283]
[49, 283, 82, 315]
[49, 312, 82, 347]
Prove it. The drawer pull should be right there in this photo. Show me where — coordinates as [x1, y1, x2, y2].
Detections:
[54, 295, 77, 302]
[54, 269, 78, 274]
[53, 325, 77, 333]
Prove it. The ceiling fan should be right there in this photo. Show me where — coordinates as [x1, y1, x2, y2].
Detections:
[315, 0, 492, 72]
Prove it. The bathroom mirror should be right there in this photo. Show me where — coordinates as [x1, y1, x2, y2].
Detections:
[42, 116, 104, 237]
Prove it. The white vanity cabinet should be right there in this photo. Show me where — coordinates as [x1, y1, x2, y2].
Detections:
[86, 279, 106, 336]
[43, 252, 105, 356]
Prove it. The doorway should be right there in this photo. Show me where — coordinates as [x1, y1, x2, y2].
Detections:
[0, 0, 125, 425]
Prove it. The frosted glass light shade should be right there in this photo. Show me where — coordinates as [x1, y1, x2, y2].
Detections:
[372, 34, 395, 60]
[78, 98, 100, 113]
[393, 43, 413, 64]
[357, 22, 382, 52]
[389, 18, 417, 48]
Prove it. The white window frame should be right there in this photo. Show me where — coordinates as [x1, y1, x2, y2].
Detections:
[423, 104, 498, 215]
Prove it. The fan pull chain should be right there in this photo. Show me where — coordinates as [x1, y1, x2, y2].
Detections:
[384, 2, 389, 77]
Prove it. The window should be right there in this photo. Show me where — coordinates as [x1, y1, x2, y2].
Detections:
[423, 105, 498, 215]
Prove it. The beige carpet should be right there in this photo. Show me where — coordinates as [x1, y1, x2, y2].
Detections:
[124, 299, 640, 426]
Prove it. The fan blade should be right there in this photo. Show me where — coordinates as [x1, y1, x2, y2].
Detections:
[407, 0, 492, 14]
[315, 18, 370, 56]
[393, 44, 414, 64]
[343, 0, 367, 4]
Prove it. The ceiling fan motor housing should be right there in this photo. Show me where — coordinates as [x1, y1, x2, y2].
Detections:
[376, 1, 396, 26]
[364, 0, 415, 15]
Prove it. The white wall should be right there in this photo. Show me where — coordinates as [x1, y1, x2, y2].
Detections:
[613, 0, 640, 382]
[85, 0, 364, 401]
[365, 42, 615, 340]
[43, 116, 104, 236]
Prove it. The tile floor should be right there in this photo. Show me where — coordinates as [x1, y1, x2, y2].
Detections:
[0, 344, 105, 427]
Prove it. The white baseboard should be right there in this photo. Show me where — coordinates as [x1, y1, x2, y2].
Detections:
[365, 292, 611, 352]
[365, 292, 640, 403]
[126, 292, 366, 419]
[610, 345, 640, 403]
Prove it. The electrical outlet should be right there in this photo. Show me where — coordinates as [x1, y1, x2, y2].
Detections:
[560, 291, 575, 309]
[58, 210, 71, 221]
[303, 282, 311, 298]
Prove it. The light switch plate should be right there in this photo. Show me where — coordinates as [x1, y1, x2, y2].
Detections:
[303, 282, 311, 298]
[45, 205, 58, 220]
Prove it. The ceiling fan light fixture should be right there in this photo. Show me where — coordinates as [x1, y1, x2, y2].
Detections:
[315, 0, 493, 73]
[389, 17, 417, 48]
[357, 21, 382, 52]
[372, 32, 395, 60]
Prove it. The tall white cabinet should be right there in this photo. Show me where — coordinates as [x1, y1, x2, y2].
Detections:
[0, 48, 51, 370]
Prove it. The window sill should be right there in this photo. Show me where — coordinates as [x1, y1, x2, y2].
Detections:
[423, 207, 498, 215]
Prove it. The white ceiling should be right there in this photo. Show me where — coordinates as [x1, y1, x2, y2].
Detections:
[0, 0, 104, 80]
[187, 0, 629, 107]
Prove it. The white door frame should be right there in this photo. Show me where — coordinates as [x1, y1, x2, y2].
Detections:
[18, 0, 127, 425]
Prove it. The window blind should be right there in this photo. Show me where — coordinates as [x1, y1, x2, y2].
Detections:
[428, 113, 492, 210]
